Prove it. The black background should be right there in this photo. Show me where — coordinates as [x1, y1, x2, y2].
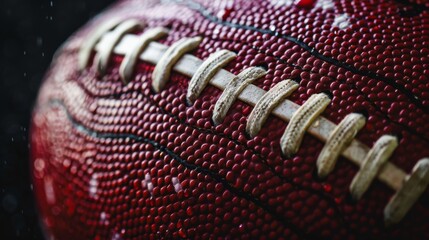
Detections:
[1, 0, 115, 239]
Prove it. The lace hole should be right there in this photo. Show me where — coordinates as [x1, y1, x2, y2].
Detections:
[164, 22, 174, 30]
[185, 99, 194, 107]
[311, 167, 324, 182]
[354, 109, 369, 119]
[321, 90, 333, 99]
[391, 133, 402, 142]
[209, 117, 218, 127]
[293, 75, 302, 84]
[345, 192, 358, 205]
[243, 130, 253, 140]
[279, 149, 294, 160]
[256, 63, 269, 71]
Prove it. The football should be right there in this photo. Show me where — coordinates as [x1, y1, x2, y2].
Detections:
[31, 0, 429, 239]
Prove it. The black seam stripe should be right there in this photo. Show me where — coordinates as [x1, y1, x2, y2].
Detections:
[44, 99, 321, 239]
[177, 0, 428, 113]
[73, 76, 352, 231]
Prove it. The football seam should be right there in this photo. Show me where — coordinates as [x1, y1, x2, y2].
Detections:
[45, 99, 308, 239]
[181, 0, 428, 113]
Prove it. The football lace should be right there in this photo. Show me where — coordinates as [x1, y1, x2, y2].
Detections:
[78, 18, 429, 225]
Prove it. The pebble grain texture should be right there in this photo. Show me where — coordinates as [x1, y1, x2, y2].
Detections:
[31, 0, 429, 239]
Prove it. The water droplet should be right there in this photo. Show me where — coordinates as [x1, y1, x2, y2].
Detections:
[2, 194, 17, 213]
[143, 173, 154, 196]
[314, 0, 334, 10]
[322, 183, 332, 193]
[178, 228, 187, 238]
[112, 232, 123, 240]
[332, 13, 350, 30]
[217, 1, 235, 21]
[100, 212, 110, 225]
[295, 0, 317, 8]
[238, 223, 245, 232]
[34, 158, 45, 172]
[44, 176, 56, 204]
[89, 173, 98, 198]
[37, 37, 43, 46]
[186, 206, 193, 216]
[171, 177, 182, 193]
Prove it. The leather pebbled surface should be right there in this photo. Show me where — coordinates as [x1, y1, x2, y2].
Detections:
[31, 0, 429, 239]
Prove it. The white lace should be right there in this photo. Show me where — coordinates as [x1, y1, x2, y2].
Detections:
[349, 135, 398, 200]
[384, 159, 429, 226]
[119, 27, 169, 84]
[280, 93, 331, 157]
[187, 49, 236, 104]
[246, 80, 298, 138]
[152, 37, 201, 92]
[317, 113, 367, 178]
[212, 67, 266, 126]
[79, 18, 123, 71]
[79, 19, 429, 225]
[95, 19, 143, 76]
